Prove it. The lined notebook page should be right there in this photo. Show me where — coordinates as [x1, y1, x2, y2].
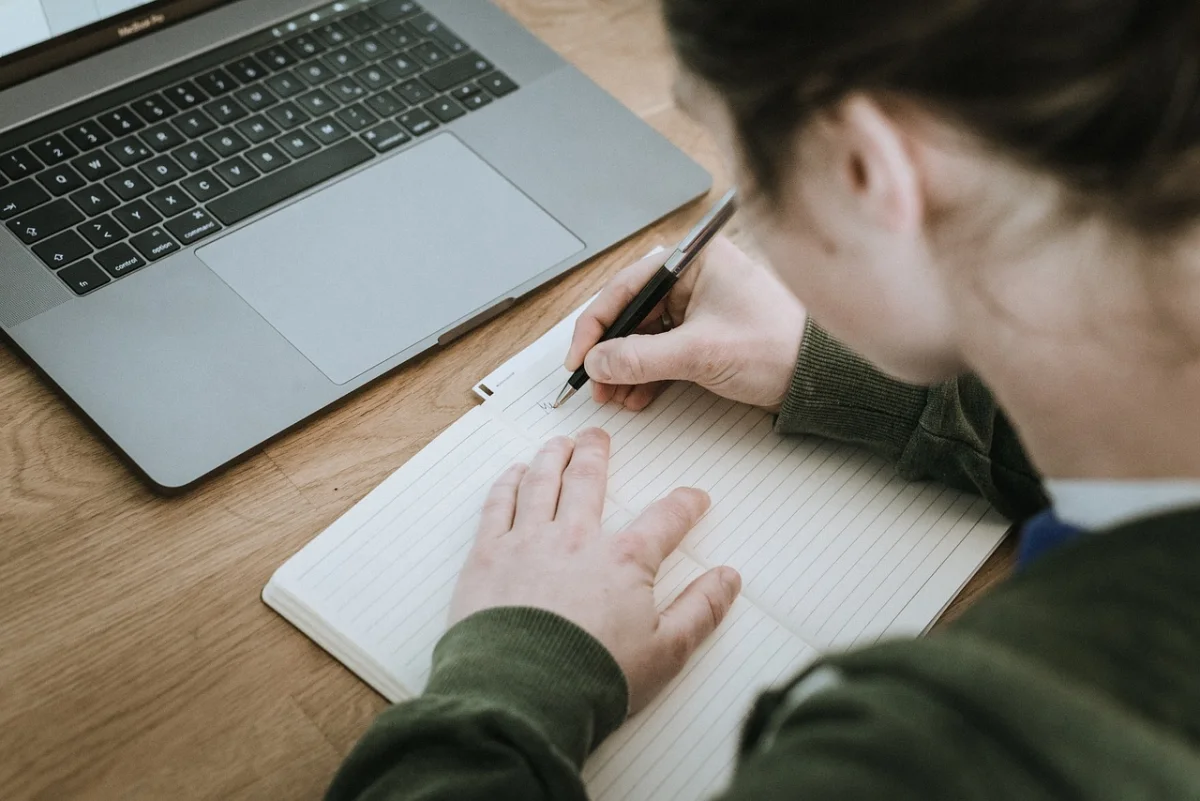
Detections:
[267, 403, 816, 801]
[490, 357, 1008, 651]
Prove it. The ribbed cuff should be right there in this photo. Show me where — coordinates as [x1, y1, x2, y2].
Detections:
[776, 320, 930, 462]
[427, 607, 629, 767]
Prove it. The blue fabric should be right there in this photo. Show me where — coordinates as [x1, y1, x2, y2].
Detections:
[1016, 510, 1085, 571]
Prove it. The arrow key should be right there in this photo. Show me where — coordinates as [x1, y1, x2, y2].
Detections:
[33, 229, 92, 269]
[6, 199, 84, 244]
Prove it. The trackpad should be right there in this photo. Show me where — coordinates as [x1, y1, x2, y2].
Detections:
[197, 134, 583, 385]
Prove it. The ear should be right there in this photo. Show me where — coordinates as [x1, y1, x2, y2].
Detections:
[831, 94, 923, 234]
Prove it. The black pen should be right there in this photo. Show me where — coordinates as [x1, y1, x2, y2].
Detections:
[553, 188, 738, 408]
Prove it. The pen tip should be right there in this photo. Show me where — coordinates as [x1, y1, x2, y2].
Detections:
[553, 386, 576, 409]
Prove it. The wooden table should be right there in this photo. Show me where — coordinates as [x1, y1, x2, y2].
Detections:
[0, 2, 1014, 797]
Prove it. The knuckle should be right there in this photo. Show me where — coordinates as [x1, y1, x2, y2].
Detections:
[665, 629, 694, 670]
[611, 532, 645, 567]
[565, 459, 606, 482]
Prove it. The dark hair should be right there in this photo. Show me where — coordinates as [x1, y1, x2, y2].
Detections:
[663, 0, 1200, 232]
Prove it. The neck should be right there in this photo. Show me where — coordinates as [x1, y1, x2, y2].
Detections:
[953, 215, 1200, 480]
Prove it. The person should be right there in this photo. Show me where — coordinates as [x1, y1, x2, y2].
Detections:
[326, 0, 1200, 797]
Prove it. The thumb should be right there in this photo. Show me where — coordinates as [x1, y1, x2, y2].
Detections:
[656, 567, 741, 671]
[584, 329, 707, 385]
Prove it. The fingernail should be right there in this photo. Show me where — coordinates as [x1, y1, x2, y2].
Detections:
[585, 348, 609, 381]
[720, 567, 742, 598]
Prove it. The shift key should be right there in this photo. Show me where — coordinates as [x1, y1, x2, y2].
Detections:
[6, 199, 84, 244]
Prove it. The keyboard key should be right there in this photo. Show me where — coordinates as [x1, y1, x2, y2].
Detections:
[37, 164, 85, 196]
[164, 81, 208, 109]
[29, 134, 78, 165]
[342, 10, 377, 35]
[165, 207, 222, 245]
[1, 148, 41, 180]
[78, 214, 126, 247]
[361, 120, 411, 152]
[414, 15, 467, 55]
[229, 56, 269, 83]
[424, 96, 465, 123]
[243, 143, 289, 174]
[315, 22, 351, 47]
[95, 242, 145, 277]
[130, 227, 179, 261]
[181, 170, 229, 201]
[97, 107, 145, 136]
[266, 71, 306, 98]
[213, 157, 258, 187]
[297, 89, 337, 115]
[235, 115, 281, 144]
[208, 138, 371, 225]
[7, 199, 84, 243]
[323, 48, 363, 72]
[411, 41, 449, 66]
[203, 97, 248, 125]
[59, 258, 110, 294]
[336, 103, 378, 131]
[196, 68, 239, 97]
[63, 120, 113, 151]
[397, 107, 438, 136]
[146, 186, 196, 217]
[462, 92, 492, 110]
[204, 129, 251, 157]
[266, 101, 311, 132]
[306, 117, 349, 145]
[257, 45, 296, 71]
[131, 94, 177, 124]
[449, 83, 481, 101]
[352, 36, 391, 61]
[394, 78, 434, 104]
[380, 24, 418, 49]
[382, 54, 419, 79]
[173, 110, 217, 138]
[423, 53, 492, 91]
[171, 142, 218, 171]
[112, 200, 162, 233]
[374, 0, 420, 22]
[479, 71, 518, 98]
[106, 170, 155, 200]
[327, 76, 366, 103]
[140, 122, 186, 153]
[140, 155, 186, 186]
[286, 34, 325, 59]
[107, 137, 152, 166]
[277, 130, 320, 159]
[33, 229, 91, 268]
[355, 66, 394, 92]
[365, 90, 404, 117]
[297, 61, 333, 85]
[70, 150, 120, 181]
[69, 184, 119, 216]
[234, 84, 278, 112]
[0, 179, 49, 218]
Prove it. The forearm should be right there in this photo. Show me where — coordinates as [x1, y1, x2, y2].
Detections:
[777, 320, 1047, 520]
[326, 608, 627, 801]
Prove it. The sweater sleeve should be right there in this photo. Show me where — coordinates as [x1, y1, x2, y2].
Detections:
[776, 320, 1047, 520]
[324, 607, 628, 801]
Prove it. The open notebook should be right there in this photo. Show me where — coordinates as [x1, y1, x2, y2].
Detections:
[265, 337, 1008, 800]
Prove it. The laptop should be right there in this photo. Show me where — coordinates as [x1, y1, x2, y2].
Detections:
[0, 0, 710, 491]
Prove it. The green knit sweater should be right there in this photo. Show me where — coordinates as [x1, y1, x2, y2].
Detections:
[325, 323, 1200, 800]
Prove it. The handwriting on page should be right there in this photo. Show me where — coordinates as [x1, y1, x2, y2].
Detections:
[490, 359, 1003, 651]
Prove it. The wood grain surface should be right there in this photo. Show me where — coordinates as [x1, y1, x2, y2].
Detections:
[0, 2, 1014, 797]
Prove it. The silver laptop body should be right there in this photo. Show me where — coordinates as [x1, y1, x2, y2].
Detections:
[0, 0, 709, 491]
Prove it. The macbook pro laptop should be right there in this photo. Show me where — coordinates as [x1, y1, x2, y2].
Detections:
[0, 0, 710, 491]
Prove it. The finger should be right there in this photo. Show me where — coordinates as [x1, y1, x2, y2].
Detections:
[620, 487, 711, 571]
[557, 428, 611, 525]
[584, 328, 704, 386]
[514, 437, 575, 527]
[624, 382, 670, 411]
[566, 250, 672, 371]
[478, 464, 527, 538]
[592, 382, 616, 404]
[612, 385, 633, 407]
[657, 567, 741, 667]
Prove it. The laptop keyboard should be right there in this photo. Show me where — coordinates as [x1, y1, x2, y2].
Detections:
[0, 0, 520, 296]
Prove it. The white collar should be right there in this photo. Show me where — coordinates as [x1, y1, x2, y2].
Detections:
[1045, 479, 1200, 531]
